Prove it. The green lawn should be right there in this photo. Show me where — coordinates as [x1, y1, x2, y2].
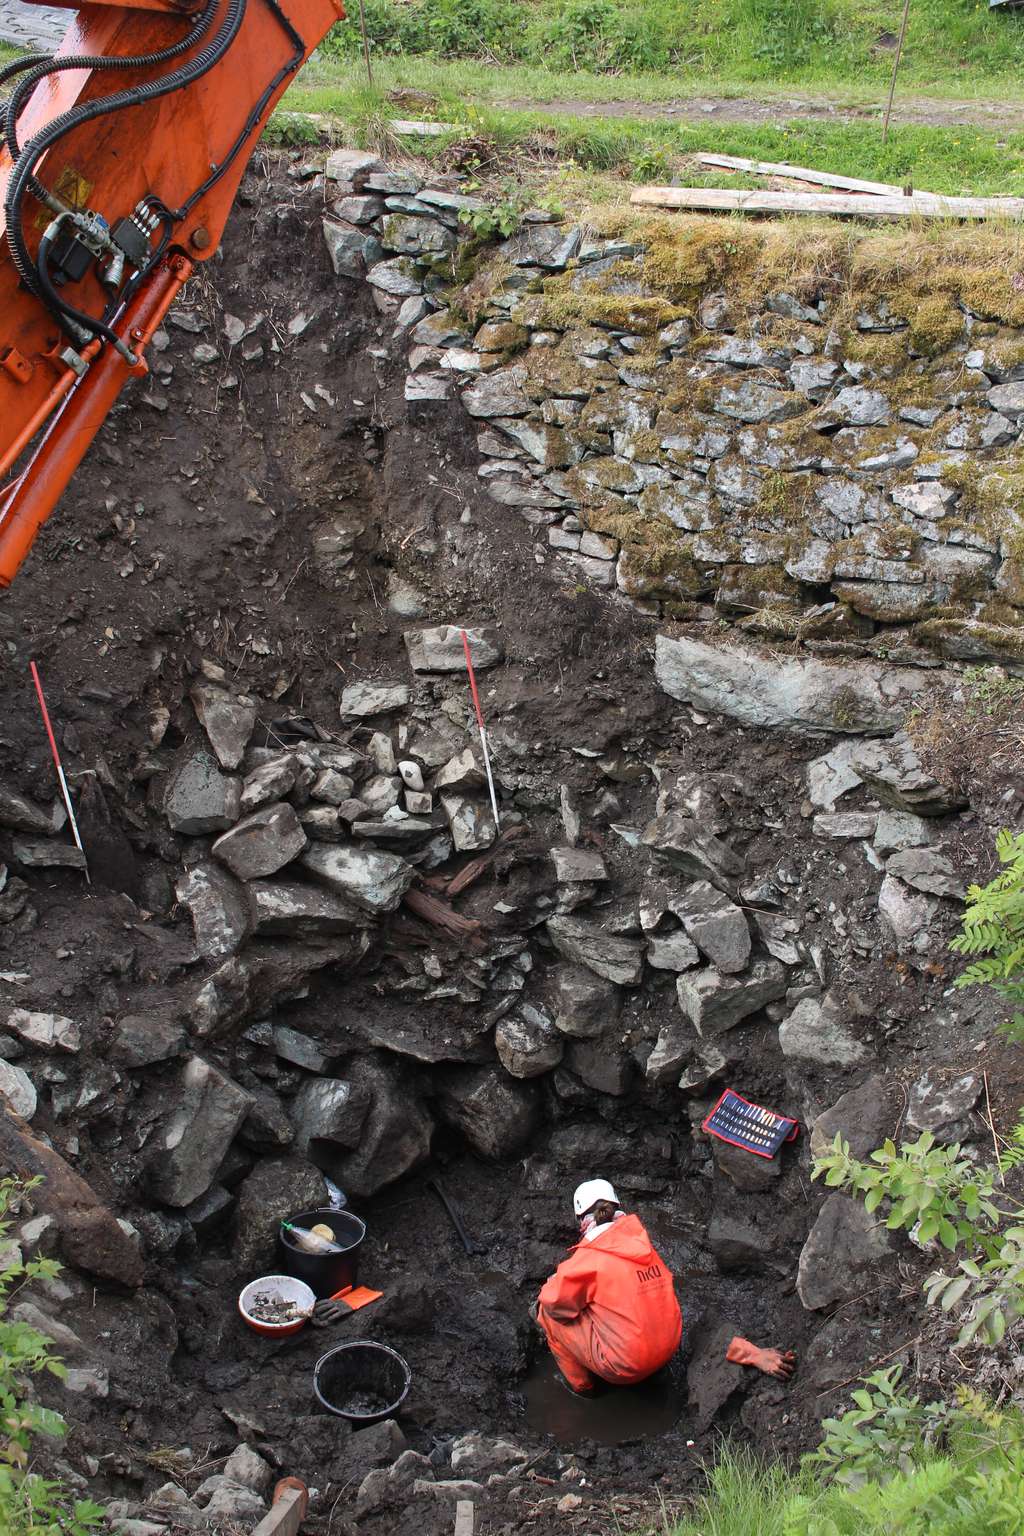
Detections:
[279, 78, 1024, 199]
[311, 0, 1024, 99]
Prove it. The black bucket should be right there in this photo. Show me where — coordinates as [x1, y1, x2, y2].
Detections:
[313, 1341, 412, 1424]
[278, 1208, 366, 1300]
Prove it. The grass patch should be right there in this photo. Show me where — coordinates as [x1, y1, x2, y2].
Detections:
[308, 0, 1024, 97]
[280, 74, 1024, 201]
[665, 1426, 1024, 1536]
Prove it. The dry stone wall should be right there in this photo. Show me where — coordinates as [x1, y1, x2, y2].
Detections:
[323, 148, 1024, 671]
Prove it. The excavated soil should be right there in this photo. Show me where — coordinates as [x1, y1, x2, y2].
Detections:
[0, 154, 1019, 1535]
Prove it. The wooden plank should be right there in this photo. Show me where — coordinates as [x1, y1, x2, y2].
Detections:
[630, 185, 1024, 221]
[454, 1501, 475, 1536]
[694, 152, 907, 197]
[251, 1485, 306, 1536]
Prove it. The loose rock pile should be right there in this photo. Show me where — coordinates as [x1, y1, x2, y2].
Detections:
[0, 626, 976, 1264]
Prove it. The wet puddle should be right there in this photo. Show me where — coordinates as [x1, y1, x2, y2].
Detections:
[523, 1358, 684, 1446]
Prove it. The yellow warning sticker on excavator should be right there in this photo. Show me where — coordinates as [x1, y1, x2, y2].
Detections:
[34, 166, 93, 228]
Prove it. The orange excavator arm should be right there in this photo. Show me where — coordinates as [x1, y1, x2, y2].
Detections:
[0, 0, 343, 587]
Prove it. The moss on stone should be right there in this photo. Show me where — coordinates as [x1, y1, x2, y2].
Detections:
[917, 617, 1024, 663]
[902, 294, 965, 357]
[619, 427, 663, 463]
[976, 336, 1024, 377]
[617, 541, 707, 598]
[755, 469, 811, 526]
[842, 331, 908, 368]
[537, 263, 684, 334]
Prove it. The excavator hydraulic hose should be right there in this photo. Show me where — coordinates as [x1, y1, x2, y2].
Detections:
[4, 0, 246, 330]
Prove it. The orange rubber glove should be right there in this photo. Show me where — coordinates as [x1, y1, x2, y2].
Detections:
[726, 1336, 796, 1379]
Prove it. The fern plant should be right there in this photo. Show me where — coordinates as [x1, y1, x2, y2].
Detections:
[999, 1109, 1024, 1174]
[950, 828, 1024, 1039]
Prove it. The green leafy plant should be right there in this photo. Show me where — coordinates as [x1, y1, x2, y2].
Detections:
[812, 1131, 1003, 1252]
[950, 827, 1024, 1040]
[262, 110, 322, 147]
[961, 665, 1024, 718]
[668, 1397, 1024, 1536]
[0, 1177, 105, 1536]
[630, 145, 671, 183]
[810, 1367, 956, 1488]
[925, 1228, 1024, 1347]
[813, 1131, 1024, 1350]
[458, 194, 524, 239]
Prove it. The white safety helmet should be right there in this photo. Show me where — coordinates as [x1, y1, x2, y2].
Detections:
[573, 1178, 619, 1218]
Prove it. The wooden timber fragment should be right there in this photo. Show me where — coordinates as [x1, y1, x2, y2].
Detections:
[403, 886, 485, 942]
[444, 824, 527, 898]
[631, 185, 1024, 221]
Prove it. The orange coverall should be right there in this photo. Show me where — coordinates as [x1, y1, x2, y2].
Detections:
[536, 1213, 682, 1392]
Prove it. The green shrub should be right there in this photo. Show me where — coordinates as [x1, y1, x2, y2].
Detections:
[812, 1126, 1024, 1348]
[812, 1130, 1003, 1253]
[0, 1177, 105, 1536]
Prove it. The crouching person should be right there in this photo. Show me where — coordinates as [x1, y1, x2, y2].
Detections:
[536, 1179, 682, 1395]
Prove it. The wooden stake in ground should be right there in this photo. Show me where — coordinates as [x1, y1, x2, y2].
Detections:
[251, 1480, 309, 1536]
[454, 1501, 475, 1536]
[29, 660, 89, 884]
[882, 0, 913, 146]
[357, 0, 373, 88]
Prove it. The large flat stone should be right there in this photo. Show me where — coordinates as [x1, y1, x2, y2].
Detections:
[163, 748, 241, 835]
[810, 1075, 890, 1160]
[0, 783, 57, 835]
[673, 882, 751, 973]
[211, 803, 307, 881]
[851, 732, 966, 815]
[250, 881, 367, 935]
[495, 1005, 564, 1079]
[655, 633, 932, 735]
[4, 1009, 80, 1054]
[676, 960, 788, 1037]
[404, 625, 503, 673]
[190, 685, 256, 770]
[435, 1067, 540, 1158]
[176, 862, 253, 958]
[778, 994, 870, 1067]
[300, 843, 415, 914]
[340, 682, 410, 718]
[641, 813, 744, 892]
[550, 964, 622, 1039]
[546, 916, 643, 986]
[290, 1077, 371, 1161]
[797, 1193, 890, 1309]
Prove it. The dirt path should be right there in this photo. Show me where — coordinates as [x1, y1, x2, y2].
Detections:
[500, 91, 1024, 130]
